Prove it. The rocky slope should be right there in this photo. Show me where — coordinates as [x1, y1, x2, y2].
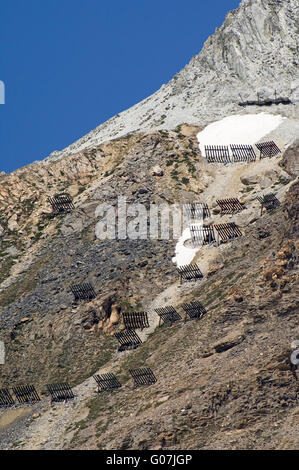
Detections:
[0, 123, 298, 450]
[45, 0, 299, 162]
[0, 127, 201, 388]
[0, 0, 299, 451]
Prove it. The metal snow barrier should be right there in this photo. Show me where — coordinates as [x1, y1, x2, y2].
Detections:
[205, 145, 231, 164]
[190, 225, 215, 246]
[47, 383, 74, 402]
[257, 194, 280, 214]
[255, 141, 281, 159]
[0, 388, 15, 408]
[129, 368, 157, 388]
[214, 223, 242, 242]
[115, 330, 142, 352]
[230, 145, 257, 162]
[70, 282, 96, 301]
[181, 301, 207, 321]
[154, 306, 182, 326]
[184, 203, 210, 220]
[238, 95, 290, 107]
[49, 194, 75, 216]
[122, 312, 150, 330]
[216, 198, 244, 215]
[12, 385, 40, 405]
[177, 264, 203, 283]
[93, 373, 122, 393]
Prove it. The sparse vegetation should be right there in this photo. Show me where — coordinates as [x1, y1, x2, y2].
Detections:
[0, 253, 53, 307]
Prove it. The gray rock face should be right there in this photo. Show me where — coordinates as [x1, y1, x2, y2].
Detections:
[279, 139, 299, 177]
[46, 0, 299, 162]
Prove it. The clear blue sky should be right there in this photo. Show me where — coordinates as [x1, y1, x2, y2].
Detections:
[0, 0, 240, 173]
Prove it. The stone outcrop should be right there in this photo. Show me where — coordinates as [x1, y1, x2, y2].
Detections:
[279, 140, 299, 178]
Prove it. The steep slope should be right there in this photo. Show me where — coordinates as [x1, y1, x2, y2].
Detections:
[0, 127, 204, 388]
[0, 125, 298, 450]
[46, 0, 299, 162]
[1, 0, 299, 448]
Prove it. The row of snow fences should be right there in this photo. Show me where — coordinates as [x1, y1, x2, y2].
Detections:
[93, 369, 157, 391]
[155, 301, 207, 325]
[1, 300, 208, 406]
[204, 142, 281, 163]
[238, 96, 290, 107]
[48, 194, 75, 216]
[190, 223, 242, 247]
[184, 198, 244, 219]
[0, 371, 160, 407]
[114, 301, 207, 351]
[0, 383, 75, 408]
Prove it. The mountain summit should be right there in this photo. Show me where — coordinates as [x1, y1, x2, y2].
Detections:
[47, 0, 299, 162]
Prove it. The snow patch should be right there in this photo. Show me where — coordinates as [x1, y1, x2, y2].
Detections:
[197, 113, 286, 157]
[172, 227, 200, 267]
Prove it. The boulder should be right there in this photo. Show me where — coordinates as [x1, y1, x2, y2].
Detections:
[8, 214, 18, 231]
[241, 168, 277, 186]
[260, 177, 273, 189]
[279, 140, 299, 178]
[151, 165, 164, 177]
[203, 217, 214, 226]
[68, 184, 79, 197]
[110, 304, 119, 325]
[207, 261, 224, 276]
[5, 246, 19, 256]
[240, 174, 259, 186]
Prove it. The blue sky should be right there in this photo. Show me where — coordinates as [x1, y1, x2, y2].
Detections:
[0, 0, 240, 173]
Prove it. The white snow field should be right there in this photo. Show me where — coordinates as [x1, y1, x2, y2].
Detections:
[172, 227, 201, 267]
[197, 113, 286, 157]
